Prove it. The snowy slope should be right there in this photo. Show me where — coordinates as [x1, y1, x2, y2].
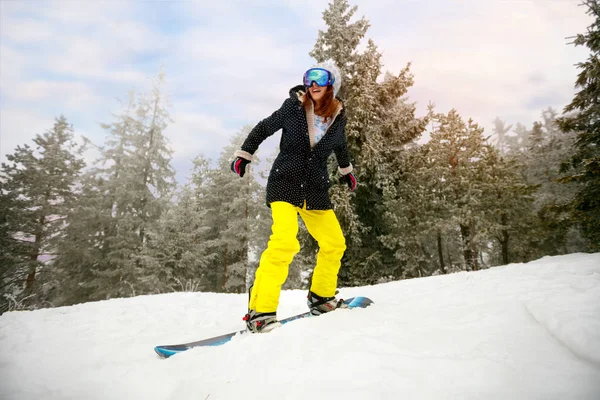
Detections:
[1, 253, 599, 400]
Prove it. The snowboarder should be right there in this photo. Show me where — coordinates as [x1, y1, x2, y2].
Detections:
[231, 61, 357, 332]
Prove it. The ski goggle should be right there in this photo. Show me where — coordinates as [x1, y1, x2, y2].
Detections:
[303, 68, 335, 87]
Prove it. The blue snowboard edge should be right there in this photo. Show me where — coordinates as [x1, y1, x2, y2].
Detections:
[154, 296, 373, 359]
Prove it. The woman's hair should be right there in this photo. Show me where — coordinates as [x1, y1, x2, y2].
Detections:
[303, 85, 339, 121]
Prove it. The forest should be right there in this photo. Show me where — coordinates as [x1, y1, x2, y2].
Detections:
[1, 0, 599, 313]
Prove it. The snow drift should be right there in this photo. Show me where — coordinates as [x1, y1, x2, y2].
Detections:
[1, 253, 599, 400]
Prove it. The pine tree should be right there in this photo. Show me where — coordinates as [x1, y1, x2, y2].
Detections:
[310, 0, 428, 285]
[0, 179, 30, 313]
[521, 109, 583, 255]
[309, 0, 371, 277]
[48, 173, 112, 305]
[196, 130, 265, 293]
[477, 146, 537, 265]
[528, 121, 544, 153]
[53, 72, 175, 302]
[380, 142, 444, 277]
[310, 0, 370, 99]
[505, 123, 530, 155]
[491, 117, 513, 155]
[138, 162, 214, 293]
[556, 0, 600, 249]
[423, 110, 488, 271]
[0, 116, 85, 309]
[382, 109, 541, 273]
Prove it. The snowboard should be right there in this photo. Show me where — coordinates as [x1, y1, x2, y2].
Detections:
[154, 296, 373, 358]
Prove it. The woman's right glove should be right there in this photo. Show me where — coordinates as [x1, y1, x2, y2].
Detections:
[231, 157, 250, 177]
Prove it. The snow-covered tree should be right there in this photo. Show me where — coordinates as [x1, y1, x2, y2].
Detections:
[519, 109, 583, 255]
[310, 0, 428, 285]
[477, 146, 537, 265]
[381, 143, 446, 278]
[383, 109, 538, 272]
[0, 116, 85, 309]
[0, 176, 32, 313]
[422, 109, 488, 271]
[137, 156, 214, 293]
[48, 173, 111, 305]
[556, 0, 600, 250]
[310, 0, 370, 100]
[53, 72, 176, 303]
[504, 122, 530, 155]
[491, 117, 513, 155]
[196, 130, 265, 293]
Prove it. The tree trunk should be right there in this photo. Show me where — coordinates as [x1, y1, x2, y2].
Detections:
[437, 230, 446, 273]
[500, 231, 509, 264]
[222, 245, 228, 292]
[25, 214, 45, 290]
[459, 223, 478, 271]
[497, 213, 510, 265]
[25, 252, 38, 289]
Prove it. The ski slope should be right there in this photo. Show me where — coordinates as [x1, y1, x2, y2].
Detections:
[1, 253, 599, 400]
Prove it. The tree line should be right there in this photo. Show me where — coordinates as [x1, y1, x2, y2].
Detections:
[1, 0, 598, 313]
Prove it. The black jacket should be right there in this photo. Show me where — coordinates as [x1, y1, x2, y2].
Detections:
[236, 85, 353, 210]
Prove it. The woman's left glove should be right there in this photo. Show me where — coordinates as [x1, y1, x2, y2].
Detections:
[342, 172, 357, 191]
[231, 157, 250, 177]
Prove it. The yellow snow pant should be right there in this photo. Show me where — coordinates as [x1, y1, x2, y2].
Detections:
[249, 201, 346, 313]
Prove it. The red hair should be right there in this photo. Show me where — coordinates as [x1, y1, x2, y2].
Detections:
[302, 85, 339, 121]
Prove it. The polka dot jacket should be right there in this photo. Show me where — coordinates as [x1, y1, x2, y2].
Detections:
[235, 85, 354, 210]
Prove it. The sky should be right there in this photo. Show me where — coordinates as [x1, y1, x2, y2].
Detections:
[1, 252, 599, 399]
[0, 0, 592, 183]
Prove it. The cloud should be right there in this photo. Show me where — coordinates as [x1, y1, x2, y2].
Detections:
[362, 0, 591, 132]
[166, 19, 309, 117]
[11, 80, 100, 109]
[166, 110, 230, 159]
[1, 1, 160, 84]
[3, 0, 137, 28]
[0, 109, 54, 159]
[0, 0, 165, 165]
[0, 44, 25, 84]
[0, 17, 55, 43]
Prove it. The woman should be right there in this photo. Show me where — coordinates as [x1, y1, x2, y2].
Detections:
[231, 61, 357, 333]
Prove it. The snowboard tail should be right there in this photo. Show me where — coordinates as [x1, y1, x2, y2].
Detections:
[154, 296, 373, 359]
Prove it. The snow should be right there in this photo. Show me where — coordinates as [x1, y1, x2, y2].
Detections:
[1, 253, 600, 400]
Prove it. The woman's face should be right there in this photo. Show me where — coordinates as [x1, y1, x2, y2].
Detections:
[309, 82, 328, 103]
